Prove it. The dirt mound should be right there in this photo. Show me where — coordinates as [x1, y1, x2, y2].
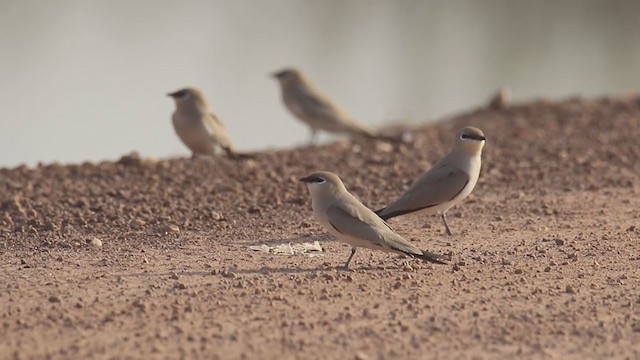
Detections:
[2, 97, 638, 247]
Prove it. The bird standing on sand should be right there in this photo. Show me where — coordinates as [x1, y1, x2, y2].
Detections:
[300, 171, 448, 268]
[272, 68, 385, 144]
[376, 127, 486, 235]
[168, 87, 242, 158]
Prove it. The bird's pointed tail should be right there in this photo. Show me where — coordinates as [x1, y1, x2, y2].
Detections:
[374, 207, 393, 221]
[222, 146, 254, 160]
[416, 250, 449, 265]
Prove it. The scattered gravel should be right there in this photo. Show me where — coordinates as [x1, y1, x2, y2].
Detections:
[1, 96, 639, 359]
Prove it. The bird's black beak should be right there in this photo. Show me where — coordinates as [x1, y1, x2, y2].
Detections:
[301, 174, 327, 183]
[167, 92, 177, 98]
[271, 71, 285, 79]
[299, 175, 314, 183]
[466, 134, 486, 141]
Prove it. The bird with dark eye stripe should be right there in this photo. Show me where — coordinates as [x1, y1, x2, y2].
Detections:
[300, 171, 448, 268]
[376, 126, 486, 235]
[272, 67, 399, 144]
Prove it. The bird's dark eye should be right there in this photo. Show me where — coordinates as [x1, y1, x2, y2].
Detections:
[460, 133, 486, 141]
[299, 175, 328, 184]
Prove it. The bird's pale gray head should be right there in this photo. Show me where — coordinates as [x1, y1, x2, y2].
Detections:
[167, 87, 207, 109]
[271, 68, 303, 84]
[299, 171, 346, 197]
[454, 126, 486, 154]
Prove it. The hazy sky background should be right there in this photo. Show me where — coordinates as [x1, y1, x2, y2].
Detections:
[1, 0, 639, 166]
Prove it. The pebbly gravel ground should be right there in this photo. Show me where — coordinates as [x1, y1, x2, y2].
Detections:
[1, 96, 639, 359]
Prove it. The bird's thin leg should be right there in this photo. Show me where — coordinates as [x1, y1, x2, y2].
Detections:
[343, 247, 357, 268]
[191, 152, 197, 159]
[441, 213, 453, 236]
[309, 129, 318, 145]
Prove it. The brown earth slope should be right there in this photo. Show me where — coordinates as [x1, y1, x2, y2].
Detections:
[1, 96, 639, 359]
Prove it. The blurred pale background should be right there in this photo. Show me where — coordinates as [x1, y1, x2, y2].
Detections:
[1, 0, 639, 166]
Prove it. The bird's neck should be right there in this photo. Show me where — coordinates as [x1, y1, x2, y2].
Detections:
[452, 144, 484, 157]
[285, 79, 314, 95]
[177, 103, 207, 116]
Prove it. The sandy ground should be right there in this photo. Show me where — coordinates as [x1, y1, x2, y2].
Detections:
[1, 97, 640, 359]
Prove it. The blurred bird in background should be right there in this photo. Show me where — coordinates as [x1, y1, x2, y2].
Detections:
[168, 87, 248, 159]
[272, 68, 397, 145]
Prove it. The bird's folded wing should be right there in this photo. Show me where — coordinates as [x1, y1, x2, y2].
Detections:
[327, 203, 383, 239]
[209, 113, 226, 128]
[327, 203, 421, 255]
[203, 113, 233, 148]
[387, 165, 469, 215]
[291, 91, 349, 124]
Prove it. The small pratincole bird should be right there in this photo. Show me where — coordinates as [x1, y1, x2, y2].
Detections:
[300, 171, 448, 268]
[376, 127, 486, 235]
[272, 68, 391, 144]
[168, 87, 244, 158]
